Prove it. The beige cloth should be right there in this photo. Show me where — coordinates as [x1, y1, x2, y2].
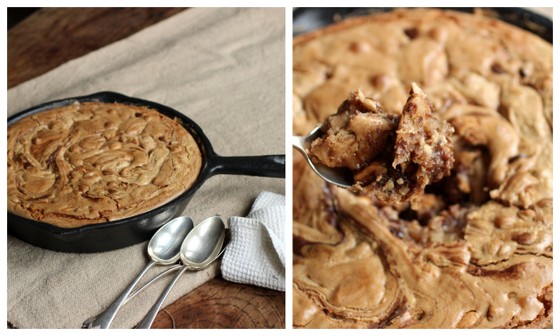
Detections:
[7, 7, 285, 329]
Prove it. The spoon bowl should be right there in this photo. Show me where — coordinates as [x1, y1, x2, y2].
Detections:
[136, 215, 227, 329]
[292, 125, 354, 188]
[83, 216, 194, 329]
[181, 215, 226, 268]
[148, 216, 194, 264]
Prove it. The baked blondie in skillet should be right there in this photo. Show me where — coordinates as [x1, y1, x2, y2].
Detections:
[8, 91, 285, 252]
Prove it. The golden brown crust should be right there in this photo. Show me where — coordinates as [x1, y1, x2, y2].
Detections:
[293, 8, 552, 329]
[7, 102, 202, 227]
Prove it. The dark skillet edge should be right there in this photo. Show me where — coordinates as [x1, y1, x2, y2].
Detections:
[293, 7, 552, 43]
[7, 198, 191, 253]
[7, 91, 216, 253]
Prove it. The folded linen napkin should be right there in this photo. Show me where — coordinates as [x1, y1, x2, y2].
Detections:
[221, 192, 285, 291]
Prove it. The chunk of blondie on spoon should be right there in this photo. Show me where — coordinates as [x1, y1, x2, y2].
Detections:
[308, 83, 454, 204]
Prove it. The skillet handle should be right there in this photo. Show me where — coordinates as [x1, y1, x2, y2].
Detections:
[209, 154, 285, 178]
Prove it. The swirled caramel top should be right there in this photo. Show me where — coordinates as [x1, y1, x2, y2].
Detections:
[293, 9, 552, 328]
[8, 101, 202, 228]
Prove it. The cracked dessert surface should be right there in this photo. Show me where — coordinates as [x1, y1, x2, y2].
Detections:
[308, 83, 454, 204]
[293, 9, 552, 328]
[7, 102, 202, 228]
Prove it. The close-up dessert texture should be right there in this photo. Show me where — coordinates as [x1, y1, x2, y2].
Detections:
[293, 8, 552, 328]
[8, 102, 202, 227]
[307, 83, 454, 205]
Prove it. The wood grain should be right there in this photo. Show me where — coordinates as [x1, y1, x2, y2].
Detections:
[152, 276, 285, 329]
[8, 7, 185, 88]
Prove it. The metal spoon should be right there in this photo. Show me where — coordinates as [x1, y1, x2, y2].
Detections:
[82, 216, 194, 329]
[292, 125, 353, 188]
[135, 215, 226, 329]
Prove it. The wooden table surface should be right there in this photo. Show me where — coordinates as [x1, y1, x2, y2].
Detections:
[7, 7, 285, 329]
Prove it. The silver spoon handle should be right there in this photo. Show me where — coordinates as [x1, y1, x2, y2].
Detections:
[136, 265, 188, 329]
[124, 264, 182, 304]
[83, 260, 156, 329]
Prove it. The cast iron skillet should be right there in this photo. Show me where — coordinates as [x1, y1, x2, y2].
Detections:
[8, 91, 285, 253]
[293, 7, 552, 43]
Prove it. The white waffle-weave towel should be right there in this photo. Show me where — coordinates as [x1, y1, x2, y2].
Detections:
[221, 191, 285, 291]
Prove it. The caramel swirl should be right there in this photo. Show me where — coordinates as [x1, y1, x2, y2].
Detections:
[293, 9, 552, 328]
[8, 102, 202, 227]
